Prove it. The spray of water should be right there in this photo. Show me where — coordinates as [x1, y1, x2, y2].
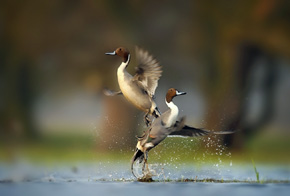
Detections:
[92, 115, 234, 181]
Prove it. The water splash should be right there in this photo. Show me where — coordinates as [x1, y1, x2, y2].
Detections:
[91, 116, 234, 181]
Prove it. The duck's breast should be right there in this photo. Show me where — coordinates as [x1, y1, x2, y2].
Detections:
[118, 70, 152, 111]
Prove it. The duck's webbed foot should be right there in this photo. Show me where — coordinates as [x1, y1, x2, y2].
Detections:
[103, 88, 122, 96]
[144, 113, 152, 127]
[142, 151, 150, 174]
[140, 151, 153, 181]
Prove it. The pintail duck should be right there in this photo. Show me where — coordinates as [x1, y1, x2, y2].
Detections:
[131, 88, 235, 179]
[105, 47, 162, 126]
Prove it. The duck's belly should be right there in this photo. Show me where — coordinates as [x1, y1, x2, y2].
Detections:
[119, 82, 152, 112]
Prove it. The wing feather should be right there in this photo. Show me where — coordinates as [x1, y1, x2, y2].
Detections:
[133, 46, 162, 97]
[169, 125, 211, 137]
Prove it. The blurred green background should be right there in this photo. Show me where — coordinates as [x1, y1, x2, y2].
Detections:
[1, 0, 290, 165]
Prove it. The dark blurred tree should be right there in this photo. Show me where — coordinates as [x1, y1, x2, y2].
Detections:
[222, 43, 277, 149]
[0, 29, 37, 142]
[195, 0, 290, 149]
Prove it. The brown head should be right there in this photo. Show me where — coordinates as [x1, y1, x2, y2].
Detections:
[105, 47, 130, 63]
[165, 88, 186, 103]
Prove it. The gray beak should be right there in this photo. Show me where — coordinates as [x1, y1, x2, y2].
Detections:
[176, 90, 186, 96]
[105, 51, 116, 55]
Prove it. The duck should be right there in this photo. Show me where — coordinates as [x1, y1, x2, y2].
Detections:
[131, 88, 235, 179]
[105, 46, 162, 126]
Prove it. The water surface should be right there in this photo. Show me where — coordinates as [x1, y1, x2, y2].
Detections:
[0, 162, 289, 196]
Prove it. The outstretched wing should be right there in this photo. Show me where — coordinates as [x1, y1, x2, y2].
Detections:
[169, 124, 211, 137]
[169, 118, 236, 137]
[133, 46, 162, 97]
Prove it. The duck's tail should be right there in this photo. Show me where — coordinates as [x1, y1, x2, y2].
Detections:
[131, 149, 144, 178]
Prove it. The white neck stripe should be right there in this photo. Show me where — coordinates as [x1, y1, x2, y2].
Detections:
[165, 99, 179, 127]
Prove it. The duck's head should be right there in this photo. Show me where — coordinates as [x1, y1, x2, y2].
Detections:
[165, 88, 186, 103]
[106, 47, 130, 63]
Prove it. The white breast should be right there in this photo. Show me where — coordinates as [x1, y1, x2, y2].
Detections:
[117, 62, 132, 95]
[117, 62, 142, 109]
[165, 100, 179, 127]
[117, 62, 128, 82]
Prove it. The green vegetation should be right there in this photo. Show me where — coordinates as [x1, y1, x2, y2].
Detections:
[0, 132, 290, 165]
[251, 159, 260, 183]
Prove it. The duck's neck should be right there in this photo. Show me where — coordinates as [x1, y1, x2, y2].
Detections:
[117, 54, 131, 80]
[165, 100, 179, 127]
[118, 54, 130, 70]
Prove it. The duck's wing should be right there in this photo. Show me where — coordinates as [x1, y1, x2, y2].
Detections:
[133, 46, 162, 98]
[168, 117, 211, 137]
[169, 117, 236, 137]
[169, 125, 211, 137]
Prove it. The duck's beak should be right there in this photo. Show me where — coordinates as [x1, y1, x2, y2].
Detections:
[105, 51, 116, 55]
[176, 90, 186, 96]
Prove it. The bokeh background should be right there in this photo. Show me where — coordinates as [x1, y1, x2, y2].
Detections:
[1, 0, 290, 165]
